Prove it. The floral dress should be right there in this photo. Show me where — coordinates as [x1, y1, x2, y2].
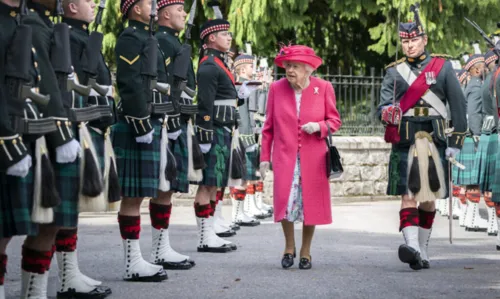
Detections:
[283, 92, 304, 222]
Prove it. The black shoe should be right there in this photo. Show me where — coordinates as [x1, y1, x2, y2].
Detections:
[157, 260, 195, 270]
[281, 249, 296, 269]
[57, 286, 111, 299]
[197, 244, 232, 253]
[230, 224, 241, 231]
[216, 230, 237, 237]
[398, 244, 423, 271]
[298, 256, 312, 270]
[488, 232, 497, 236]
[123, 269, 168, 282]
[496, 245, 500, 251]
[422, 260, 430, 269]
[236, 220, 260, 227]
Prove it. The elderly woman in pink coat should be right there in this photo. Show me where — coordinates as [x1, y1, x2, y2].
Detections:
[260, 45, 341, 270]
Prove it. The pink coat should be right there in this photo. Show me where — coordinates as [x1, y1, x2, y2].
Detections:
[261, 77, 342, 225]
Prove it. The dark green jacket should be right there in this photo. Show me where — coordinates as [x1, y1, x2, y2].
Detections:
[465, 76, 483, 136]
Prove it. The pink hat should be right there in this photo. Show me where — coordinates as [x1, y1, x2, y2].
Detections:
[274, 45, 323, 70]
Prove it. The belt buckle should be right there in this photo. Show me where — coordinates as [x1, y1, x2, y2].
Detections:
[416, 107, 428, 117]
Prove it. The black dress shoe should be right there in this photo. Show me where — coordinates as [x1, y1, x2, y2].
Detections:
[57, 285, 111, 299]
[496, 245, 500, 251]
[197, 244, 232, 253]
[398, 244, 423, 270]
[299, 256, 312, 270]
[123, 269, 169, 282]
[216, 229, 237, 238]
[157, 259, 195, 270]
[281, 249, 296, 269]
[422, 260, 430, 269]
[230, 224, 241, 231]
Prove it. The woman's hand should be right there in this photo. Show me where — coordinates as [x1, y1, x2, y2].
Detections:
[259, 161, 270, 180]
[301, 122, 320, 134]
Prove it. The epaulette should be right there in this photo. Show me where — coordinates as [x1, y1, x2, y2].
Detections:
[385, 57, 406, 70]
[431, 53, 453, 59]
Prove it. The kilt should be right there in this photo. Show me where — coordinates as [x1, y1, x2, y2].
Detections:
[198, 126, 232, 187]
[244, 148, 260, 181]
[113, 118, 162, 198]
[169, 122, 189, 193]
[479, 134, 498, 192]
[455, 137, 477, 186]
[0, 142, 36, 238]
[472, 134, 488, 189]
[52, 157, 80, 228]
[491, 135, 500, 202]
[387, 142, 448, 197]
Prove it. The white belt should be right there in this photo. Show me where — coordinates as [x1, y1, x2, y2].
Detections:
[214, 99, 237, 107]
[89, 85, 113, 97]
[404, 107, 440, 117]
[181, 91, 193, 100]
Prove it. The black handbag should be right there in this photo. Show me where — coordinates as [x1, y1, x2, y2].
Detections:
[326, 123, 343, 180]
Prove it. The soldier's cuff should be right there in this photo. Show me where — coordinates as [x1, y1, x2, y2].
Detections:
[0, 134, 29, 171]
[166, 114, 182, 133]
[45, 117, 75, 149]
[196, 126, 214, 144]
[239, 134, 257, 148]
[124, 115, 153, 137]
[448, 132, 466, 149]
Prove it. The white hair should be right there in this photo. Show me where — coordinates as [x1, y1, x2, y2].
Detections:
[283, 61, 314, 76]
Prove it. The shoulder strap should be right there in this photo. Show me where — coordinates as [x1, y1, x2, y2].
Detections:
[199, 56, 235, 84]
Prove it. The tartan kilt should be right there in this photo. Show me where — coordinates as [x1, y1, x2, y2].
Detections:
[169, 122, 189, 193]
[197, 126, 232, 188]
[456, 137, 477, 186]
[491, 134, 500, 202]
[480, 134, 498, 192]
[471, 134, 488, 188]
[112, 118, 162, 198]
[387, 143, 448, 198]
[0, 141, 37, 238]
[244, 148, 260, 181]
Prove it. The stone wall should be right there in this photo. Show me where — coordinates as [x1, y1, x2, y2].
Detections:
[171, 136, 396, 205]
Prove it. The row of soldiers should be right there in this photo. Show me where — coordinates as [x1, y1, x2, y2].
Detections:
[435, 34, 500, 250]
[0, 0, 273, 297]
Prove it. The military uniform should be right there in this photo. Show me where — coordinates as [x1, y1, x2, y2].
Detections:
[378, 11, 467, 271]
[489, 55, 500, 249]
[113, 0, 169, 282]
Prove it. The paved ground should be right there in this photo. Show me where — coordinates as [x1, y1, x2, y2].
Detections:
[4, 201, 500, 299]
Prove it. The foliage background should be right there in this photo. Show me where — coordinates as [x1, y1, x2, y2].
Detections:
[95, 0, 500, 74]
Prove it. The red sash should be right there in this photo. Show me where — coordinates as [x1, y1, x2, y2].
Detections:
[200, 56, 235, 84]
[384, 57, 446, 143]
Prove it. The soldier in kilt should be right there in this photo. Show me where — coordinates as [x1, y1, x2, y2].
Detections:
[463, 53, 489, 232]
[378, 9, 467, 271]
[194, 7, 256, 252]
[230, 54, 265, 226]
[478, 50, 499, 235]
[489, 51, 500, 249]
[151, 0, 197, 270]
[112, 0, 169, 282]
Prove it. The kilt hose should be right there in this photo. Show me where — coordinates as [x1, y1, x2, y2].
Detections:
[113, 118, 162, 198]
[197, 126, 232, 188]
[0, 141, 36, 238]
[244, 148, 260, 182]
[169, 122, 190, 193]
[456, 137, 477, 186]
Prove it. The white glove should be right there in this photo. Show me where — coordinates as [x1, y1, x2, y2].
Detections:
[259, 161, 270, 180]
[56, 139, 81, 163]
[301, 122, 321, 134]
[445, 147, 461, 159]
[238, 81, 260, 99]
[199, 143, 212, 154]
[136, 129, 154, 144]
[167, 129, 182, 141]
[6, 155, 32, 177]
[473, 135, 480, 144]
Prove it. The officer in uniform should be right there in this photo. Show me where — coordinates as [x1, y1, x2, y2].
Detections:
[378, 5, 466, 271]
[230, 54, 265, 226]
[153, 0, 196, 270]
[194, 4, 257, 252]
[113, 0, 169, 282]
[463, 53, 490, 232]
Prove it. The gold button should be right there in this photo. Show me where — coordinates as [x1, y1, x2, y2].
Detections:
[0, 140, 4, 145]
[65, 121, 70, 126]
[45, 10, 50, 16]
[57, 121, 61, 126]
[32, 47, 36, 54]
[38, 75, 41, 81]
[10, 11, 16, 17]
[19, 137, 23, 141]
[144, 26, 149, 31]
[83, 24, 87, 30]
[30, 8, 34, 12]
[12, 139, 17, 144]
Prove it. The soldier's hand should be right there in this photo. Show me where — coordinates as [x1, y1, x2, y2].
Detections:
[135, 130, 154, 144]
[6, 155, 32, 178]
[445, 147, 461, 159]
[56, 139, 81, 163]
[199, 143, 211, 154]
[473, 135, 480, 144]
[259, 161, 270, 180]
[238, 81, 260, 99]
[301, 122, 320, 134]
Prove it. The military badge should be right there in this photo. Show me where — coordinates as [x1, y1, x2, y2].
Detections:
[425, 71, 437, 85]
[203, 115, 211, 121]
